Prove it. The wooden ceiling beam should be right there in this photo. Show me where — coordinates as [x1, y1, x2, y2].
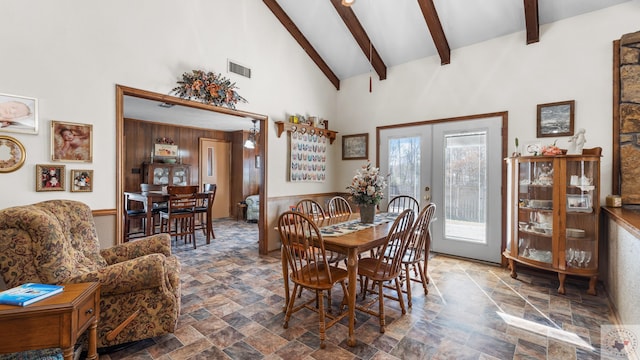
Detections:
[523, 0, 540, 44]
[329, 0, 387, 80]
[263, 0, 341, 90]
[417, 0, 450, 65]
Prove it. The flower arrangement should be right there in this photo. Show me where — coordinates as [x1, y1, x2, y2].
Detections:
[156, 137, 174, 145]
[171, 70, 248, 109]
[540, 140, 563, 156]
[346, 161, 387, 205]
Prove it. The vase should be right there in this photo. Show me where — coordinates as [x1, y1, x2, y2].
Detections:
[359, 204, 376, 224]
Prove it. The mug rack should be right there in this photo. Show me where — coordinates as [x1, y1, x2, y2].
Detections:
[275, 121, 338, 144]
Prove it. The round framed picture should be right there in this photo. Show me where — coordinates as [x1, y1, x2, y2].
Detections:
[0, 135, 26, 173]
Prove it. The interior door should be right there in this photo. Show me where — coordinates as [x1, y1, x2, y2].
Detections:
[379, 115, 503, 263]
[199, 138, 230, 218]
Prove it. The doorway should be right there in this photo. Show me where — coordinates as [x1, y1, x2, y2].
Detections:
[378, 112, 507, 264]
[199, 138, 231, 218]
[116, 85, 270, 254]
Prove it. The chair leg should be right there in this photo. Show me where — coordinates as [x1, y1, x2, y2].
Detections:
[405, 264, 413, 308]
[394, 277, 406, 315]
[417, 262, 429, 294]
[283, 284, 298, 328]
[318, 289, 326, 349]
[377, 281, 385, 333]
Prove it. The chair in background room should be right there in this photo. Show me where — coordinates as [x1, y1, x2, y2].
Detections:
[123, 192, 148, 242]
[295, 199, 327, 222]
[387, 195, 420, 215]
[400, 202, 436, 307]
[357, 208, 415, 333]
[245, 194, 259, 222]
[159, 185, 198, 249]
[0, 200, 180, 348]
[194, 183, 216, 241]
[140, 183, 168, 233]
[326, 196, 353, 218]
[277, 211, 351, 349]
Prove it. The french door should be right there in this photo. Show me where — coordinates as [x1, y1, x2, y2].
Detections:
[379, 115, 504, 263]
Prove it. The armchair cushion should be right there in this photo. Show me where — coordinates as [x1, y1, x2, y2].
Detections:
[0, 200, 181, 349]
[245, 194, 259, 221]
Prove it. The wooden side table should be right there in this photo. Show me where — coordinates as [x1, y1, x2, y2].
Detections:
[0, 282, 100, 360]
[236, 202, 247, 221]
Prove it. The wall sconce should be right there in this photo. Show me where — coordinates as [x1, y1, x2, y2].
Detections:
[244, 119, 258, 149]
[341, 0, 355, 6]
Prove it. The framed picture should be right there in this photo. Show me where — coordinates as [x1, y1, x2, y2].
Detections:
[154, 144, 178, 158]
[70, 169, 93, 192]
[51, 121, 93, 162]
[36, 164, 65, 192]
[0, 135, 26, 173]
[567, 194, 591, 212]
[0, 93, 38, 135]
[537, 100, 575, 138]
[342, 133, 368, 160]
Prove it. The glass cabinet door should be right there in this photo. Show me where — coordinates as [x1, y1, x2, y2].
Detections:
[517, 159, 554, 264]
[152, 165, 170, 185]
[564, 158, 598, 270]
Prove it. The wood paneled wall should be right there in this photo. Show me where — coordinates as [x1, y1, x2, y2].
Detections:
[123, 118, 259, 211]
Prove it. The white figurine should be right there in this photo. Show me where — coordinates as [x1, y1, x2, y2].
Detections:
[568, 128, 586, 155]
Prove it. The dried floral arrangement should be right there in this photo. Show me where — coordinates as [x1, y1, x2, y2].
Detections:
[171, 70, 247, 109]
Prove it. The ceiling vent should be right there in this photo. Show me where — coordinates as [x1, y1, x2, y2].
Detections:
[228, 60, 251, 79]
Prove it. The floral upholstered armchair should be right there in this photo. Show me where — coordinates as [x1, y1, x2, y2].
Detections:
[0, 200, 181, 349]
[245, 194, 259, 222]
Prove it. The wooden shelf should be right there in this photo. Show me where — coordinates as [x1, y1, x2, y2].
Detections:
[275, 121, 338, 144]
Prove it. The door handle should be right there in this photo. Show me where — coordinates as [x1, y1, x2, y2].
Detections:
[424, 186, 431, 202]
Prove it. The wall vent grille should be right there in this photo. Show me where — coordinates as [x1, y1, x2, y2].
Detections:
[228, 60, 251, 78]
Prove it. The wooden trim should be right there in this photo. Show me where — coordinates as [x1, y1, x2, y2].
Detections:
[92, 209, 116, 217]
[602, 206, 640, 240]
[262, 0, 340, 90]
[116, 85, 270, 255]
[417, 0, 451, 65]
[523, 0, 540, 44]
[612, 39, 621, 195]
[329, 0, 387, 80]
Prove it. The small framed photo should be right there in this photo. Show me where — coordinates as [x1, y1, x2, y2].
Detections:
[342, 133, 368, 160]
[70, 169, 93, 192]
[537, 100, 575, 138]
[36, 164, 65, 192]
[51, 121, 93, 162]
[567, 194, 591, 212]
[0, 93, 38, 135]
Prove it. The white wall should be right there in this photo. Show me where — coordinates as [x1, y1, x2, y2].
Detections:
[334, 1, 640, 201]
[0, 0, 338, 209]
[1, 1, 639, 210]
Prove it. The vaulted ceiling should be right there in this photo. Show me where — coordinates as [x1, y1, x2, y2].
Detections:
[264, 0, 631, 90]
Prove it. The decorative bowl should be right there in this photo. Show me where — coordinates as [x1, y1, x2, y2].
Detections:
[162, 158, 177, 164]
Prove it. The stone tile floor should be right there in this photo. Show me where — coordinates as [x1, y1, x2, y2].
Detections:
[99, 218, 627, 360]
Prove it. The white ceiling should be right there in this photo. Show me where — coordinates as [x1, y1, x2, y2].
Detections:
[125, 0, 630, 128]
[124, 96, 255, 131]
[275, 0, 630, 80]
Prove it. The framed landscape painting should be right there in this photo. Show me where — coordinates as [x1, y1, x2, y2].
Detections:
[342, 133, 368, 160]
[537, 100, 575, 138]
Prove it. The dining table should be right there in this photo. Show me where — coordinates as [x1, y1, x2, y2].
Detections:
[280, 212, 399, 347]
[124, 190, 214, 244]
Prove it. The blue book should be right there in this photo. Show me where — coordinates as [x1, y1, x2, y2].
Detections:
[0, 283, 64, 306]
